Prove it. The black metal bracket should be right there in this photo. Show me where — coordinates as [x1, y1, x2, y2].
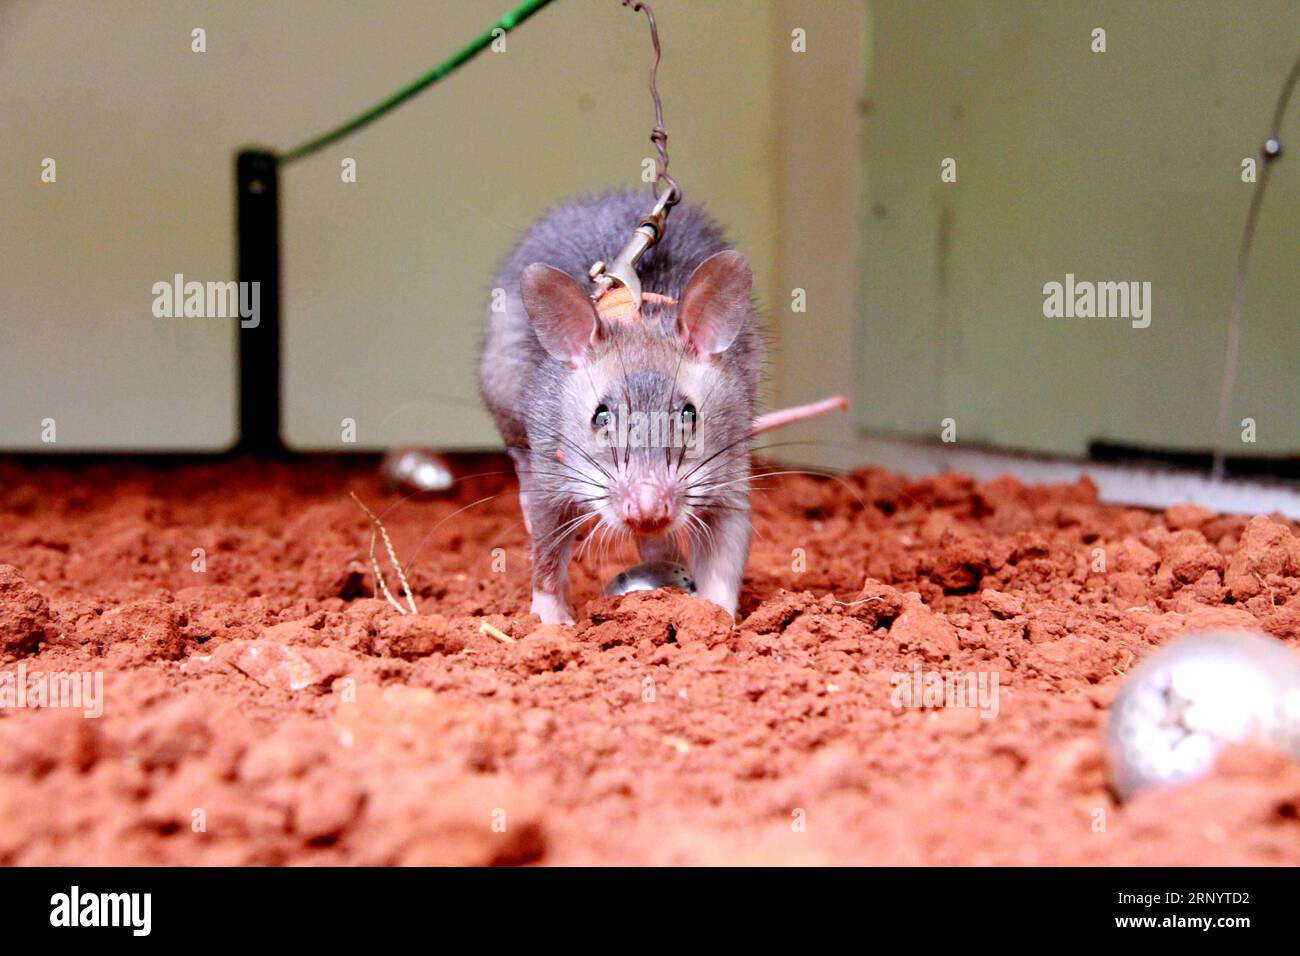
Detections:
[235, 149, 285, 455]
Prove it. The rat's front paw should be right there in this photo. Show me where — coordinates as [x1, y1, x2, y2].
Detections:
[694, 579, 739, 620]
[531, 590, 575, 625]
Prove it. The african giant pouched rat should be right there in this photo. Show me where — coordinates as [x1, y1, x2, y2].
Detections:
[479, 189, 759, 624]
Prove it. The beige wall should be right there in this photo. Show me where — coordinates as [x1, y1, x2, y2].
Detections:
[0, 0, 785, 450]
[7, 0, 1293, 468]
[768, 0, 1300, 472]
[856, 0, 1300, 458]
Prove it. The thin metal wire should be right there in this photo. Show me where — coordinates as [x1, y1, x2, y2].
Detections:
[279, 0, 558, 166]
[1210, 52, 1300, 480]
[623, 0, 681, 206]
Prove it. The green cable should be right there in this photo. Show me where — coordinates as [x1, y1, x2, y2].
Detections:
[278, 0, 559, 166]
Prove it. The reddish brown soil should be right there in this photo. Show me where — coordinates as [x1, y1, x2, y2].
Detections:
[2, 455, 1300, 865]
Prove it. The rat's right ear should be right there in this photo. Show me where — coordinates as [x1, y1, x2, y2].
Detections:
[520, 263, 601, 364]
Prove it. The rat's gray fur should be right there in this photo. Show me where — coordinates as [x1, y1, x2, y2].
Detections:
[480, 188, 761, 623]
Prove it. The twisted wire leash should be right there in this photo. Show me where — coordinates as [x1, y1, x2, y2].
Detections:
[623, 0, 681, 207]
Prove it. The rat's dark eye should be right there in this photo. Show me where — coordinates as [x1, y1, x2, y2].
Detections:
[592, 404, 612, 429]
[680, 403, 698, 427]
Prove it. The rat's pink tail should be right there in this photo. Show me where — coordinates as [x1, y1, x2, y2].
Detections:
[751, 395, 849, 436]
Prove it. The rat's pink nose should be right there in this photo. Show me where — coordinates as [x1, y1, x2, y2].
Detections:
[622, 482, 673, 533]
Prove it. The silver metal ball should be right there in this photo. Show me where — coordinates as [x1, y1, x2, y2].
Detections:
[380, 447, 454, 494]
[1106, 630, 1300, 800]
[603, 561, 697, 597]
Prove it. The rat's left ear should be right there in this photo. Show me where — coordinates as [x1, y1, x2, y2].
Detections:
[677, 250, 751, 357]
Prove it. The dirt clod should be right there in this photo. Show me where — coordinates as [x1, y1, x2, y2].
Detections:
[0, 564, 57, 660]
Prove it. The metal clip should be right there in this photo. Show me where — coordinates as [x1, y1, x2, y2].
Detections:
[589, 187, 675, 310]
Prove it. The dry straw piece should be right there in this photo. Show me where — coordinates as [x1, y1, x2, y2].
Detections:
[479, 621, 516, 645]
[349, 491, 418, 615]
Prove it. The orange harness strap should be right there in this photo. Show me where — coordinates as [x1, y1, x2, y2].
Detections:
[594, 287, 677, 325]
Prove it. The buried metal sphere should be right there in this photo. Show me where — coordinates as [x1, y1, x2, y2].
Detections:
[603, 561, 697, 598]
[1106, 630, 1300, 800]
